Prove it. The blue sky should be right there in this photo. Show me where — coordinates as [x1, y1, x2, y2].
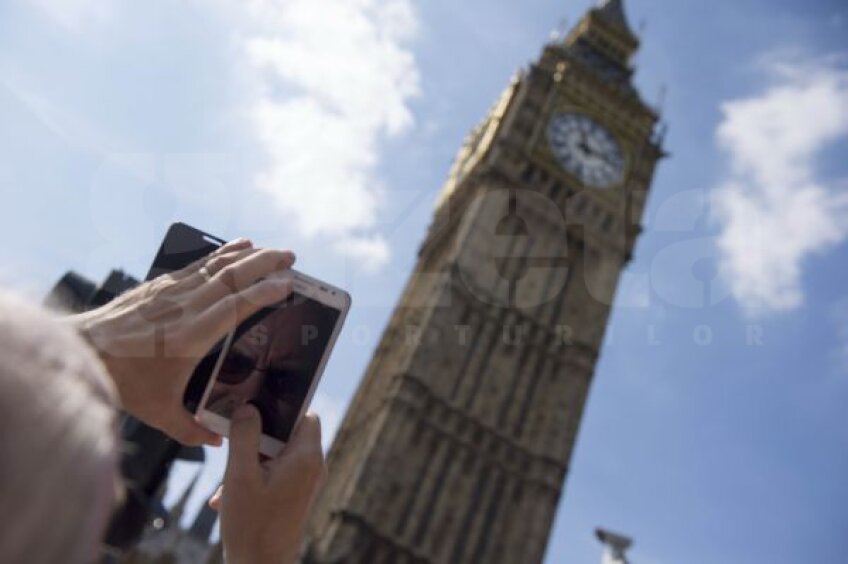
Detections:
[1, 1, 847, 563]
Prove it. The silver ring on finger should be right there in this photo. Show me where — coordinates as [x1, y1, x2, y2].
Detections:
[198, 265, 213, 283]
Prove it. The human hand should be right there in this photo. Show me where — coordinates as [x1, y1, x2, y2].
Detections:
[73, 239, 296, 445]
[214, 405, 326, 564]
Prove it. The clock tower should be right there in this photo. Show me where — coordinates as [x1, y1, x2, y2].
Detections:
[303, 1, 665, 562]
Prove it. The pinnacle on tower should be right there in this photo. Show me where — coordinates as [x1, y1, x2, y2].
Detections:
[593, 0, 637, 39]
[168, 469, 202, 527]
[189, 485, 220, 542]
[562, 0, 640, 75]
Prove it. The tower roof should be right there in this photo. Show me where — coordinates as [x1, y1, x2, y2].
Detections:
[593, 0, 637, 40]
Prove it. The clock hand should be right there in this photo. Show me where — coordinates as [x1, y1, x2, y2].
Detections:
[586, 137, 617, 166]
[577, 131, 595, 157]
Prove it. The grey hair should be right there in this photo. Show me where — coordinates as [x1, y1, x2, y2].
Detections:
[0, 291, 120, 564]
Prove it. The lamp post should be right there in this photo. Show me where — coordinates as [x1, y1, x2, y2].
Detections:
[595, 527, 633, 564]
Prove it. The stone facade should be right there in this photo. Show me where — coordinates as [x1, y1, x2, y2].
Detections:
[302, 1, 664, 562]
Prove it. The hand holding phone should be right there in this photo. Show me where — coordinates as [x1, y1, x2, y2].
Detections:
[216, 406, 326, 564]
[197, 269, 351, 457]
[73, 227, 296, 446]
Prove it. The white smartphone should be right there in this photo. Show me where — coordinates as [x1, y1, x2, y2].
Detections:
[197, 269, 351, 457]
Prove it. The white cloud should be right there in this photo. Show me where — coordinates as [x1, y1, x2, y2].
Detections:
[18, 0, 419, 271]
[333, 234, 391, 272]
[712, 54, 848, 314]
[236, 0, 421, 269]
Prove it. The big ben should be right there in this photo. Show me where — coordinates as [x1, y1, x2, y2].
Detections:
[303, 1, 665, 562]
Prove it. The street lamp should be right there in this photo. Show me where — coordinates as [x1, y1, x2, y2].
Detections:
[595, 527, 633, 564]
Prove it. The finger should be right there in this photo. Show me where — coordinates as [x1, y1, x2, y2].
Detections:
[268, 413, 323, 473]
[204, 248, 258, 278]
[191, 248, 296, 307]
[208, 484, 224, 511]
[182, 248, 259, 292]
[225, 404, 263, 484]
[211, 237, 253, 259]
[190, 278, 293, 355]
[167, 411, 223, 447]
[172, 238, 253, 281]
[224, 237, 252, 249]
[289, 412, 323, 455]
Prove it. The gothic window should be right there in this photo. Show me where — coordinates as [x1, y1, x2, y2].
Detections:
[548, 180, 562, 200]
[473, 428, 483, 444]
[521, 163, 536, 183]
[515, 122, 533, 138]
[462, 451, 475, 473]
[512, 483, 524, 502]
[410, 420, 424, 444]
[574, 195, 588, 216]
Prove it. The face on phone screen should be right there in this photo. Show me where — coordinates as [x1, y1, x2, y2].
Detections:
[204, 292, 340, 442]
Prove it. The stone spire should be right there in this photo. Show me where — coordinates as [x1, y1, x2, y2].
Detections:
[168, 469, 201, 526]
[562, 0, 640, 78]
[206, 539, 225, 564]
[594, 0, 636, 38]
[188, 485, 220, 542]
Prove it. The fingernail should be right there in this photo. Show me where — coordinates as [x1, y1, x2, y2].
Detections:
[231, 237, 251, 246]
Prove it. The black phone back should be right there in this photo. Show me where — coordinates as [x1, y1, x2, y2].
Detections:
[147, 222, 226, 410]
[146, 222, 225, 281]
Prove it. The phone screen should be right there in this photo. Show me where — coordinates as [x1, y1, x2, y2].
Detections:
[205, 292, 341, 442]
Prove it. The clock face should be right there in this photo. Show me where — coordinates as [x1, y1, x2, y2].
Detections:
[546, 112, 625, 189]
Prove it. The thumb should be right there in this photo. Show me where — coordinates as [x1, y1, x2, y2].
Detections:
[225, 404, 262, 483]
